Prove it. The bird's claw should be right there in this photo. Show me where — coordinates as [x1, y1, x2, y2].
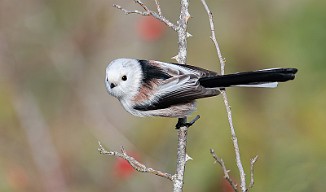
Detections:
[175, 115, 200, 129]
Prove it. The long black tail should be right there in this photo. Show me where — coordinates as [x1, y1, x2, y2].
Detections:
[199, 68, 298, 88]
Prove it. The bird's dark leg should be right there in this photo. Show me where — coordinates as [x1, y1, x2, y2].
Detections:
[175, 115, 200, 129]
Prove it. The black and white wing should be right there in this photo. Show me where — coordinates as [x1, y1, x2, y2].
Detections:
[133, 74, 219, 111]
[132, 60, 220, 111]
[149, 60, 218, 78]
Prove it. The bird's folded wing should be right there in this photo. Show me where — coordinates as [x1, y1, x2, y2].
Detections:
[149, 60, 218, 78]
[133, 75, 219, 111]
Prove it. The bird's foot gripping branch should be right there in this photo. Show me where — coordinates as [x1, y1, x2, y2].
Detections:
[175, 115, 200, 129]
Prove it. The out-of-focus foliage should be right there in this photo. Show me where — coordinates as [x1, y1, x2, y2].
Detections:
[0, 0, 325, 191]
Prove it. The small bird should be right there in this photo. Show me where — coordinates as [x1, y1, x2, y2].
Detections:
[105, 58, 297, 118]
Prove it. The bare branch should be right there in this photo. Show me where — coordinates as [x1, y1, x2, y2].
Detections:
[174, 123, 188, 192]
[111, 1, 193, 191]
[249, 156, 258, 189]
[113, 4, 149, 16]
[98, 142, 173, 181]
[175, 0, 190, 64]
[151, 12, 179, 33]
[113, 0, 192, 57]
[173, 1, 191, 191]
[200, 0, 247, 191]
[222, 92, 246, 192]
[154, 0, 162, 16]
[113, 0, 179, 33]
[134, 0, 150, 11]
[210, 149, 238, 192]
[173, 116, 199, 192]
[200, 0, 226, 75]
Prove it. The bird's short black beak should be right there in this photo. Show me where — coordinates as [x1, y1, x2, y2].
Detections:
[110, 83, 116, 89]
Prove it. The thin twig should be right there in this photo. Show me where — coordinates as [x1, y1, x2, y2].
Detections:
[134, 0, 149, 11]
[154, 0, 162, 16]
[249, 156, 258, 189]
[210, 149, 238, 192]
[113, 0, 179, 33]
[113, 4, 150, 16]
[200, 0, 247, 191]
[98, 142, 173, 181]
[222, 92, 247, 192]
[200, 0, 225, 75]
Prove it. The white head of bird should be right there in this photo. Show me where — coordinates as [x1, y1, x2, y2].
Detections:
[105, 58, 143, 100]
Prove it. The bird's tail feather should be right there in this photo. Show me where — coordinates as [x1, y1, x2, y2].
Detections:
[199, 68, 298, 88]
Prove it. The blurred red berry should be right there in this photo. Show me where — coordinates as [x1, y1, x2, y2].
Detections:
[6, 165, 29, 190]
[113, 152, 139, 179]
[220, 176, 236, 192]
[137, 16, 166, 41]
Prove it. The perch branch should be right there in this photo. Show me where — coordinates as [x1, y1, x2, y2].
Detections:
[173, 1, 191, 191]
[174, 120, 188, 191]
[112, 1, 193, 191]
[173, 115, 199, 191]
[98, 142, 173, 181]
[175, 0, 190, 64]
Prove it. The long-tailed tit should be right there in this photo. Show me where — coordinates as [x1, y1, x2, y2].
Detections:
[105, 58, 297, 118]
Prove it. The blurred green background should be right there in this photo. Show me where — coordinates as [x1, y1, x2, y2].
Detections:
[0, 0, 325, 191]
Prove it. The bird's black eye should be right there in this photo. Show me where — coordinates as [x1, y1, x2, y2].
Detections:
[121, 75, 127, 81]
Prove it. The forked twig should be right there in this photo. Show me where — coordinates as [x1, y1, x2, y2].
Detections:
[154, 0, 162, 16]
[210, 149, 238, 192]
[113, 0, 178, 32]
[221, 92, 247, 191]
[200, 0, 259, 191]
[98, 142, 173, 181]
